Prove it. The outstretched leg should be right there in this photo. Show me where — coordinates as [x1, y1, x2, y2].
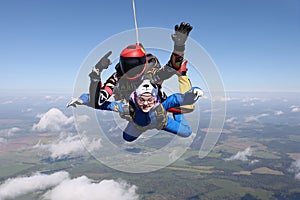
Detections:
[123, 123, 144, 142]
[167, 60, 195, 113]
[88, 78, 101, 108]
[178, 73, 194, 112]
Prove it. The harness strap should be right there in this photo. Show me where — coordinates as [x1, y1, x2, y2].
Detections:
[119, 104, 133, 122]
[155, 104, 168, 130]
[119, 101, 136, 122]
[119, 103, 168, 131]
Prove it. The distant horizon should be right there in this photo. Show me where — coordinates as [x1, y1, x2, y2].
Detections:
[1, 88, 300, 95]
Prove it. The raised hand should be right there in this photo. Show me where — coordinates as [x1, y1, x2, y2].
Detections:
[95, 51, 112, 71]
[172, 22, 193, 51]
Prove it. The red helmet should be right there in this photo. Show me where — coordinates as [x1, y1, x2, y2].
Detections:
[120, 44, 147, 80]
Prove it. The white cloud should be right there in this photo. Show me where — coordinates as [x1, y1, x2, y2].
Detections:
[0, 137, 7, 144]
[275, 110, 284, 115]
[289, 158, 300, 170]
[225, 117, 237, 123]
[225, 147, 253, 162]
[289, 157, 300, 180]
[212, 96, 233, 102]
[291, 105, 300, 112]
[43, 176, 139, 200]
[32, 108, 89, 132]
[0, 171, 139, 200]
[242, 102, 255, 107]
[32, 108, 71, 132]
[250, 159, 259, 165]
[44, 96, 52, 100]
[241, 97, 267, 103]
[0, 127, 21, 137]
[245, 113, 269, 123]
[0, 171, 69, 200]
[202, 109, 212, 113]
[2, 100, 14, 105]
[34, 134, 101, 159]
[21, 108, 33, 113]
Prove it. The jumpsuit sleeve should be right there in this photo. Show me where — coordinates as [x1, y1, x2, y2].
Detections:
[99, 101, 124, 113]
[162, 90, 196, 111]
[97, 72, 118, 106]
[154, 52, 185, 83]
[161, 94, 182, 110]
[88, 72, 118, 109]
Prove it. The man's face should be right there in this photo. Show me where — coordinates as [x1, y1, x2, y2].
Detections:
[136, 93, 156, 112]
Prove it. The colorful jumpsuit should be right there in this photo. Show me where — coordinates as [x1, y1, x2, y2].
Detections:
[89, 53, 194, 113]
[80, 87, 199, 142]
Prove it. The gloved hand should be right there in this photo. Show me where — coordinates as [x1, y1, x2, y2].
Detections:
[66, 94, 89, 107]
[171, 22, 193, 52]
[95, 51, 112, 71]
[183, 87, 203, 105]
[89, 51, 112, 80]
[192, 87, 204, 101]
[67, 97, 83, 108]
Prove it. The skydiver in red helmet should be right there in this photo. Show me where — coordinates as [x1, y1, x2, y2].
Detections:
[68, 22, 195, 113]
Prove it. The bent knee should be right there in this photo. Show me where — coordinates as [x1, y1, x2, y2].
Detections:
[177, 128, 192, 137]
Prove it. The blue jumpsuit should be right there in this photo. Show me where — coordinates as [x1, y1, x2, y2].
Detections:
[80, 88, 198, 142]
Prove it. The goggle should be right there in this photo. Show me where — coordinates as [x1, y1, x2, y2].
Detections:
[137, 96, 155, 104]
[120, 56, 146, 73]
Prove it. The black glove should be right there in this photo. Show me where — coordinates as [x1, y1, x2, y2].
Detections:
[172, 22, 193, 52]
[95, 51, 112, 71]
[89, 51, 112, 81]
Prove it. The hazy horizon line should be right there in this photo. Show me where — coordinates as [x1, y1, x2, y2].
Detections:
[1, 89, 300, 95]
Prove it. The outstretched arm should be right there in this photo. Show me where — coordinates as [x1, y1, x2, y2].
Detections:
[95, 73, 118, 108]
[154, 22, 193, 83]
[99, 101, 124, 113]
[67, 51, 116, 108]
[88, 51, 119, 108]
[162, 87, 203, 110]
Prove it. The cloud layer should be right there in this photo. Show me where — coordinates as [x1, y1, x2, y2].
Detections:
[43, 176, 138, 200]
[0, 127, 21, 137]
[0, 171, 138, 200]
[244, 113, 269, 123]
[289, 157, 300, 180]
[32, 108, 73, 132]
[290, 105, 300, 113]
[34, 134, 101, 159]
[0, 171, 69, 200]
[32, 108, 89, 132]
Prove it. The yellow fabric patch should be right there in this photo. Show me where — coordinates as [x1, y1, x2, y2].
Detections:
[178, 76, 194, 111]
[114, 105, 119, 112]
[106, 83, 114, 87]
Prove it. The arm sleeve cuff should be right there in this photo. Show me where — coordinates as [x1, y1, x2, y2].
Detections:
[174, 44, 185, 53]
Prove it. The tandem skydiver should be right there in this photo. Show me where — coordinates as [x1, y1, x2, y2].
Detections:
[75, 79, 203, 142]
[67, 22, 195, 113]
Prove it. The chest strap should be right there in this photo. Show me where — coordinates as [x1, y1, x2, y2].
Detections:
[119, 103, 168, 131]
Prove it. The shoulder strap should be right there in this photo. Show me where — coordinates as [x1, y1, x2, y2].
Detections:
[120, 103, 167, 131]
[119, 100, 136, 122]
[154, 104, 168, 130]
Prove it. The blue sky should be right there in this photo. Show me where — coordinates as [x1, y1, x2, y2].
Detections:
[0, 0, 299, 93]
